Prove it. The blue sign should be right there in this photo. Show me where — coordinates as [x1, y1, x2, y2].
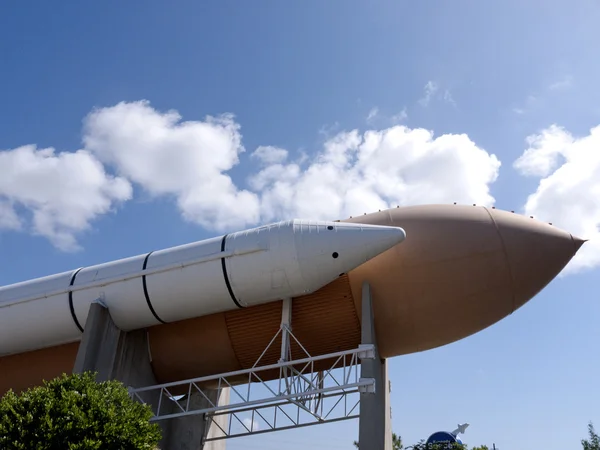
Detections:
[426, 431, 463, 448]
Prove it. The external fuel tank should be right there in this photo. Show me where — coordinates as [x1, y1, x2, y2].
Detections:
[0, 204, 585, 396]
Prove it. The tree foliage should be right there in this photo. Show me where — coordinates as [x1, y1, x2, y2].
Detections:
[354, 419, 600, 449]
[353, 432, 403, 449]
[393, 433, 403, 449]
[0, 371, 162, 450]
[582, 422, 600, 450]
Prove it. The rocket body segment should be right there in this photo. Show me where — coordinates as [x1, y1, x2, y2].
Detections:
[0, 219, 406, 357]
[145, 235, 229, 324]
[72, 253, 155, 332]
[0, 271, 82, 357]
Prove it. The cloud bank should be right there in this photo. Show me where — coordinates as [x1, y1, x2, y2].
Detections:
[0, 145, 131, 251]
[250, 127, 499, 222]
[0, 101, 502, 251]
[514, 124, 600, 273]
[4, 100, 595, 275]
[83, 101, 260, 231]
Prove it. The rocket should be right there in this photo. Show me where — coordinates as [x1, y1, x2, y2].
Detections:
[451, 423, 469, 436]
[0, 220, 405, 357]
[0, 204, 585, 396]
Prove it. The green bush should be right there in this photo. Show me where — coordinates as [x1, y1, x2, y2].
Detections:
[0, 371, 161, 450]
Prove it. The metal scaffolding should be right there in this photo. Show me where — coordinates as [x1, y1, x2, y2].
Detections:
[129, 285, 384, 445]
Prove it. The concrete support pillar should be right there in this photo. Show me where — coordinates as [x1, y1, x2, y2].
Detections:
[161, 388, 229, 450]
[73, 301, 157, 400]
[73, 300, 228, 450]
[359, 283, 392, 450]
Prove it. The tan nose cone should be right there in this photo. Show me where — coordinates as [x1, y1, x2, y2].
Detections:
[342, 204, 586, 358]
[487, 208, 585, 313]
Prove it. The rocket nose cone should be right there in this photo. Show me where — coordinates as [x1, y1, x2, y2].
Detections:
[489, 209, 583, 313]
[294, 221, 407, 293]
[333, 223, 407, 265]
[572, 235, 587, 252]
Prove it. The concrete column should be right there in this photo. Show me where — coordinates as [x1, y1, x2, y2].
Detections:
[161, 388, 229, 450]
[73, 301, 162, 431]
[72, 300, 228, 450]
[73, 301, 157, 398]
[359, 282, 392, 450]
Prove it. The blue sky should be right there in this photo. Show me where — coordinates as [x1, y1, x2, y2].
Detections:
[1, 1, 599, 449]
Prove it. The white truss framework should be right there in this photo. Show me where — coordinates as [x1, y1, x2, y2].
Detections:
[128, 297, 377, 441]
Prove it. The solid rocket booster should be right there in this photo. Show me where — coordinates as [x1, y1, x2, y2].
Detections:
[0, 219, 406, 357]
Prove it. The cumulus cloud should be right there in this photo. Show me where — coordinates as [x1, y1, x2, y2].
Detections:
[514, 124, 600, 273]
[0, 145, 131, 251]
[251, 125, 501, 221]
[1, 100, 502, 251]
[0, 200, 21, 230]
[82, 100, 260, 231]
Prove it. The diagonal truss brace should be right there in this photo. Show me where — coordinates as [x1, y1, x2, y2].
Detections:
[128, 296, 377, 440]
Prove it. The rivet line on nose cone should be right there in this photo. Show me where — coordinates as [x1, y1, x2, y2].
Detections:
[482, 206, 517, 314]
[68, 268, 85, 333]
[220, 235, 243, 309]
[142, 252, 167, 324]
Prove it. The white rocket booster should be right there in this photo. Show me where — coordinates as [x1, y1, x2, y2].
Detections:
[0, 219, 406, 357]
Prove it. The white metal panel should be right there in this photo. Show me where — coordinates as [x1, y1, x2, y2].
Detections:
[294, 221, 406, 292]
[225, 220, 300, 306]
[0, 271, 79, 356]
[72, 253, 156, 331]
[146, 236, 233, 322]
[0, 270, 74, 305]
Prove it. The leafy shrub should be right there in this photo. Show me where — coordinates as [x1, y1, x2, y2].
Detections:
[0, 371, 161, 450]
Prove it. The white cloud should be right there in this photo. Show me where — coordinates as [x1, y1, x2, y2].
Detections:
[443, 89, 456, 107]
[82, 100, 261, 232]
[513, 125, 571, 177]
[242, 417, 260, 431]
[513, 75, 572, 116]
[0, 200, 21, 230]
[419, 81, 439, 107]
[548, 75, 573, 91]
[252, 146, 289, 165]
[418, 82, 455, 107]
[366, 107, 407, 126]
[514, 124, 600, 273]
[390, 108, 408, 124]
[250, 125, 501, 222]
[512, 95, 538, 116]
[0, 145, 131, 251]
[0, 100, 502, 251]
[366, 107, 379, 122]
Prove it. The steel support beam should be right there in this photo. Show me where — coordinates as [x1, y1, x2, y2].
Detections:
[358, 282, 392, 450]
[126, 287, 393, 446]
[129, 298, 376, 442]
